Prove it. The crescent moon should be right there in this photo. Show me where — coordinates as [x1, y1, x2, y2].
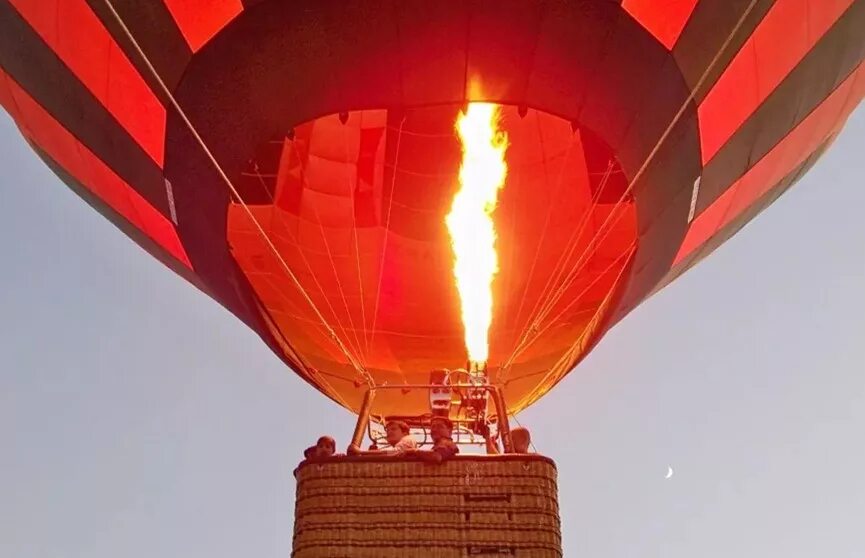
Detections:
[665, 466, 674, 479]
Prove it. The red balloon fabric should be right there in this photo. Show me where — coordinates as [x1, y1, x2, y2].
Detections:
[1, 0, 863, 415]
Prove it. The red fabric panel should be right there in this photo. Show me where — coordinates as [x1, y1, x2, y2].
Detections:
[162, 0, 243, 52]
[355, 126, 385, 226]
[226, 106, 638, 413]
[0, 70, 191, 268]
[622, 0, 698, 50]
[698, 0, 854, 164]
[8, 0, 167, 166]
[676, 62, 865, 265]
[356, 127, 385, 195]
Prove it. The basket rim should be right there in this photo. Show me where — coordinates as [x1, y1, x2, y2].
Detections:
[295, 453, 556, 476]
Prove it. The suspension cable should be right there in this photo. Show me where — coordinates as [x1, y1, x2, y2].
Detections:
[523, 159, 616, 335]
[102, 0, 374, 387]
[344, 116, 371, 361]
[506, 241, 636, 370]
[506, 114, 581, 341]
[247, 157, 365, 369]
[510, 242, 636, 412]
[498, 0, 761, 379]
[499, 158, 615, 382]
[368, 115, 406, 352]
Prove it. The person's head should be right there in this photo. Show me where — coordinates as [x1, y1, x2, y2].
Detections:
[510, 427, 531, 453]
[303, 446, 316, 460]
[385, 420, 411, 446]
[430, 417, 453, 442]
[315, 435, 336, 457]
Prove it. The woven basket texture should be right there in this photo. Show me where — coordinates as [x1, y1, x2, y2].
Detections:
[292, 456, 562, 558]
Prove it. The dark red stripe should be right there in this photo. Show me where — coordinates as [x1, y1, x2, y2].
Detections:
[699, 0, 856, 163]
[678, 62, 865, 264]
[1, 69, 191, 267]
[33, 141, 316, 394]
[695, 0, 865, 215]
[32, 144, 200, 286]
[667, 134, 836, 286]
[8, 0, 166, 165]
[0, 1, 172, 220]
[673, 0, 776, 102]
[84, 0, 192, 94]
[577, 7, 676, 153]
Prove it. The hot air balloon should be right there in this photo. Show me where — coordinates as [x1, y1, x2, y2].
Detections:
[3, 1, 863, 556]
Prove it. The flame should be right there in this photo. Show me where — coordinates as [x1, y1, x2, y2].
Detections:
[446, 103, 508, 365]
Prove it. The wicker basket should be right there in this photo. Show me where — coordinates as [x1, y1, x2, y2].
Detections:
[292, 455, 561, 557]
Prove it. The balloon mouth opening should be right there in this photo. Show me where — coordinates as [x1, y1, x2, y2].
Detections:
[225, 103, 637, 415]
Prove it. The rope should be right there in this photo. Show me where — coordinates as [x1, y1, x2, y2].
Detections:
[200, 167, 357, 410]
[345, 115, 371, 361]
[511, 242, 636, 411]
[246, 160, 362, 363]
[103, 0, 761, 396]
[505, 113, 580, 342]
[506, 241, 636, 368]
[498, 0, 761, 380]
[368, 114, 406, 353]
[305, 181, 369, 366]
[500, 157, 615, 380]
[524, 158, 616, 332]
[102, 0, 374, 387]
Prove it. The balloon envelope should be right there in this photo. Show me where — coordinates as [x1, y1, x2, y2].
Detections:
[2, 0, 863, 415]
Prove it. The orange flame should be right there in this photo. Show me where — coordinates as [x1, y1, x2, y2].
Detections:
[446, 103, 508, 365]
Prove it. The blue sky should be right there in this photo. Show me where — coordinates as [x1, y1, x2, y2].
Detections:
[1, 106, 863, 557]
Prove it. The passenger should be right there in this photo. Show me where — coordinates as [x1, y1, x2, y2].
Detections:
[413, 417, 459, 464]
[303, 435, 338, 460]
[314, 435, 336, 458]
[347, 420, 417, 456]
[511, 426, 532, 453]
